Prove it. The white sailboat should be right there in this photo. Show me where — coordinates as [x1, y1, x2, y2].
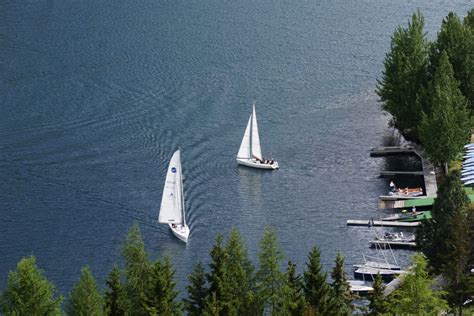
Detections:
[158, 150, 189, 243]
[236, 104, 279, 170]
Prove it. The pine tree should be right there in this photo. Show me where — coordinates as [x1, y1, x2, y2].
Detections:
[205, 234, 234, 315]
[224, 229, 255, 315]
[330, 253, 353, 314]
[184, 262, 208, 316]
[104, 265, 130, 316]
[386, 253, 448, 314]
[376, 10, 429, 137]
[368, 274, 386, 316]
[0, 256, 62, 315]
[282, 261, 306, 316]
[432, 12, 474, 112]
[464, 9, 474, 31]
[66, 266, 104, 316]
[303, 246, 337, 315]
[417, 171, 470, 273]
[121, 222, 152, 315]
[419, 51, 470, 169]
[256, 227, 286, 314]
[144, 257, 182, 315]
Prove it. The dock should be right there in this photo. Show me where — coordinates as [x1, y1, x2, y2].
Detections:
[370, 146, 416, 157]
[380, 171, 424, 177]
[370, 240, 417, 249]
[380, 195, 474, 209]
[346, 220, 420, 227]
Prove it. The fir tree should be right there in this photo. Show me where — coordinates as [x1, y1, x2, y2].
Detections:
[376, 10, 429, 137]
[256, 227, 286, 314]
[66, 266, 104, 316]
[330, 252, 352, 314]
[303, 246, 337, 315]
[144, 257, 182, 315]
[282, 261, 306, 316]
[419, 51, 470, 169]
[464, 9, 474, 31]
[0, 256, 62, 315]
[184, 262, 208, 316]
[104, 265, 130, 316]
[386, 253, 448, 314]
[368, 273, 386, 316]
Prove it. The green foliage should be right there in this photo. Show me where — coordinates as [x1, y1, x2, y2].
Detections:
[376, 10, 429, 136]
[256, 227, 286, 314]
[143, 257, 182, 315]
[368, 274, 386, 316]
[104, 265, 130, 316]
[303, 246, 337, 315]
[66, 266, 104, 316]
[431, 12, 474, 112]
[0, 256, 63, 316]
[419, 51, 470, 166]
[282, 261, 306, 316]
[184, 262, 208, 316]
[386, 253, 448, 314]
[465, 9, 474, 31]
[417, 171, 470, 273]
[330, 253, 352, 314]
[121, 222, 152, 315]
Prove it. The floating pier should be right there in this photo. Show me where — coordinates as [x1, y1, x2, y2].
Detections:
[380, 171, 424, 177]
[370, 146, 416, 157]
[346, 220, 420, 227]
[369, 240, 417, 249]
[380, 195, 474, 209]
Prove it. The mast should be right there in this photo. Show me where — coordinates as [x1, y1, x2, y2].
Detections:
[179, 150, 186, 227]
[249, 106, 253, 159]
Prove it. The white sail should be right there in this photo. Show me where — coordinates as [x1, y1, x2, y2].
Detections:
[251, 105, 262, 160]
[159, 150, 184, 224]
[237, 115, 252, 159]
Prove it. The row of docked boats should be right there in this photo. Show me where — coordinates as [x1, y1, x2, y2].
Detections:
[462, 144, 474, 186]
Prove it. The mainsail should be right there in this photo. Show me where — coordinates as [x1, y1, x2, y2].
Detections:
[251, 105, 262, 160]
[159, 150, 184, 224]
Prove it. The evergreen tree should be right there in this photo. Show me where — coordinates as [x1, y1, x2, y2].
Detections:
[282, 261, 306, 316]
[121, 222, 152, 315]
[203, 292, 221, 316]
[386, 253, 448, 314]
[104, 265, 130, 316]
[0, 256, 62, 315]
[464, 9, 474, 31]
[256, 227, 286, 314]
[376, 10, 429, 137]
[184, 262, 208, 316]
[431, 12, 474, 112]
[330, 253, 352, 314]
[303, 246, 337, 315]
[144, 257, 182, 315]
[205, 234, 234, 315]
[419, 51, 470, 169]
[224, 229, 255, 315]
[368, 274, 386, 316]
[66, 266, 104, 316]
[417, 171, 470, 273]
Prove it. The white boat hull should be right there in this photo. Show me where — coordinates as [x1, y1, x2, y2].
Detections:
[236, 158, 279, 170]
[169, 224, 189, 243]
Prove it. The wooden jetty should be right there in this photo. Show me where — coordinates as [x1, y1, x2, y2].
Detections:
[346, 220, 420, 227]
[370, 240, 417, 249]
[380, 171, 424, 177]
[370, 146, 416, 157]
[380, 195, 474, 209]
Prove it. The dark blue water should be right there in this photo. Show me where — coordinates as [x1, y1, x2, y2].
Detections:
[1, 0, 472, 295]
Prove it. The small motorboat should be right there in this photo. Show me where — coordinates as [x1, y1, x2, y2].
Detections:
[370, 232, 416, 249]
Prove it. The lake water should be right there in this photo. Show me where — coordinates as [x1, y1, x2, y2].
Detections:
[1, 0, 472, 295]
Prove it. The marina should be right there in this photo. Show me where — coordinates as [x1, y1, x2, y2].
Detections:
[346, 220, 420, 227]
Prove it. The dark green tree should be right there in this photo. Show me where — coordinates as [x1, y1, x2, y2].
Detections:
[224, 229, 255, 315]
[386, 253, 448, 314]
[256, 227, 286, 314]
[368, 274, 386, 316]
[431, 12, 474, 112]
[144, 257, 182, 315]
[104, 265, 130, 316]
[419, 51, 470, 169]
[376, 10, 429, 137]
[282, 261, 306, 316]
[184, 262, 208, 316]
[464, 9, 474, 31]
[303, 246, 337, 315]
[417, 171, 470, 272]
[205, 234, 234, 315]
[0, 256, 62, 315]
[330, 253, 352, 314]
[66, 266, 104, 316]
[121, 222, 152, 315]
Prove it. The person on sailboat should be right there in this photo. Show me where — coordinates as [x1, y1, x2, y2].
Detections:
[389, 181, 396, 192]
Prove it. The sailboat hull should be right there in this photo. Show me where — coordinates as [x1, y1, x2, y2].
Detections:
[169, 224, 189, 243]
[236, 158, 279, 170]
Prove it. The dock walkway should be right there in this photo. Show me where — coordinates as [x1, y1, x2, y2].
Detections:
[346, 220, 420, 227]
